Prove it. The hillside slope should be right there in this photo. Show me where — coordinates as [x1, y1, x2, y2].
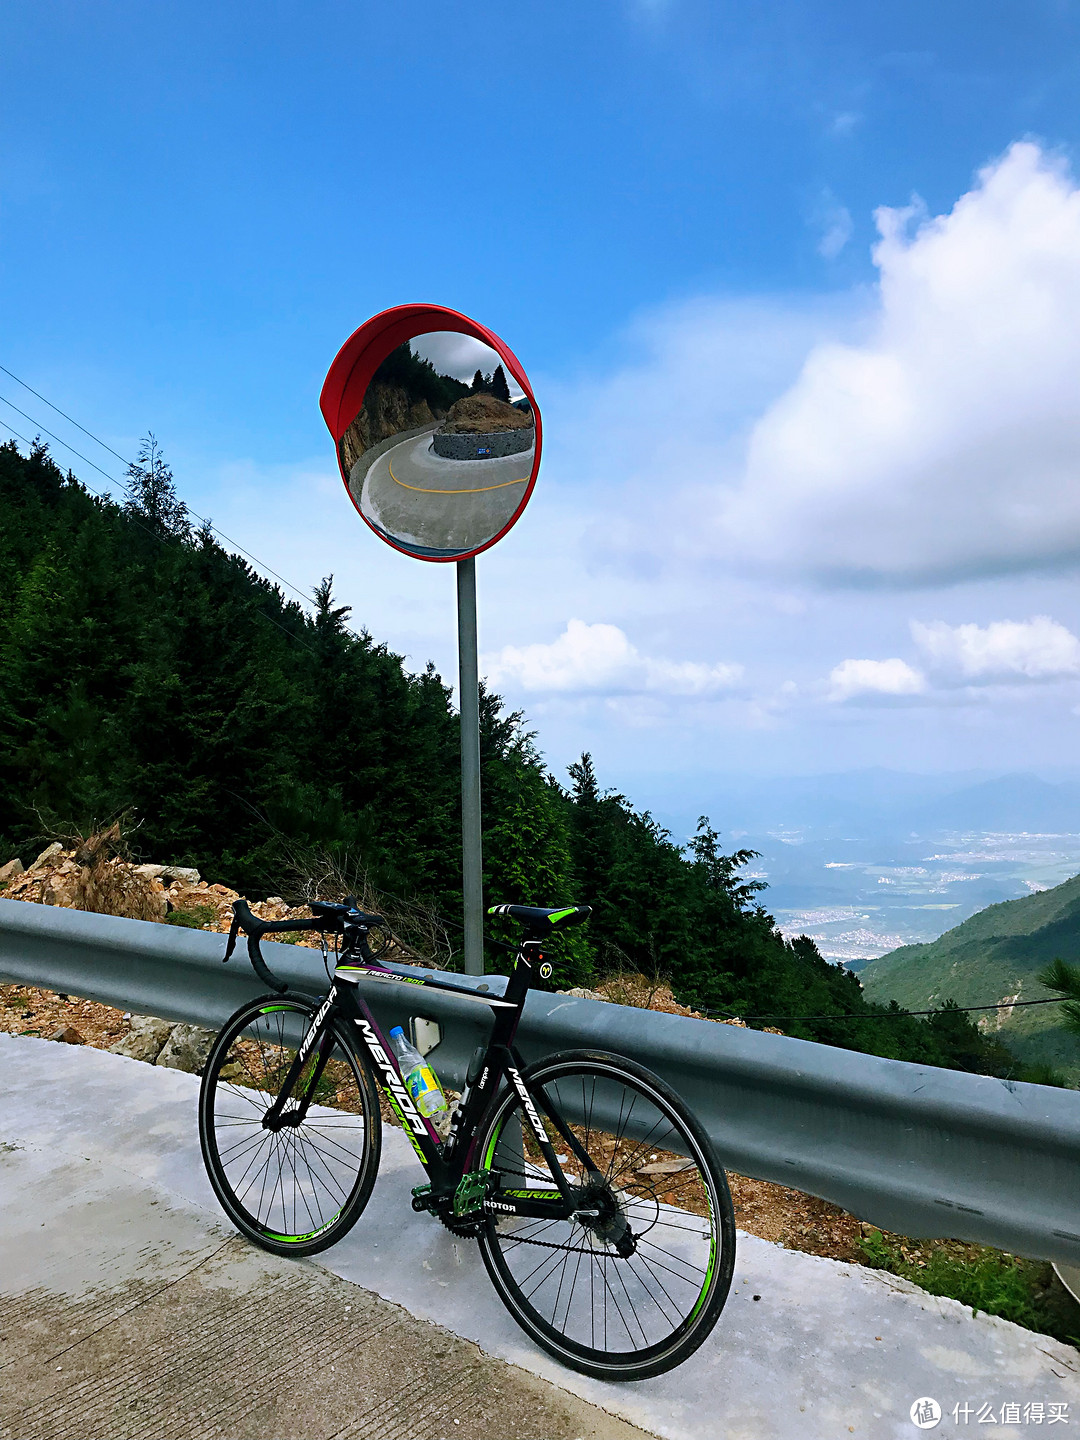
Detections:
[860, 874, 1080, 1081]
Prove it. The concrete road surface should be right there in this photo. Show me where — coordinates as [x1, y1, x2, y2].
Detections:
[2, 1034, 1078, 1440]
[356, 428, 531, 556]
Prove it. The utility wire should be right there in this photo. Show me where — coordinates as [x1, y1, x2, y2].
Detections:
[0, 360, 452, 673]
[0, 362, 133, 467]
[0, 417, 318, 658]
[702, 995, 1068, 1025]
[4, 371, 1074, 1017]
[0, 367, 332, 617]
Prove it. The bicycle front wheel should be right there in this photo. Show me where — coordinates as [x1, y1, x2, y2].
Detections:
[199, 993, 381, 1257]
[475, 1050, 735, 1381]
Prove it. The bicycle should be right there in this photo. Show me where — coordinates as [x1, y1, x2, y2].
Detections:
[198, 896, 736, 1380]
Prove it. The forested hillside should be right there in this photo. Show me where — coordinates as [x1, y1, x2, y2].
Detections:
[861, 874, 1080, 1083]
[0, 438, 1051, 1079]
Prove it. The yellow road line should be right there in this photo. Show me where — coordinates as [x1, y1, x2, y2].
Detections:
[388, 459, 528, 495]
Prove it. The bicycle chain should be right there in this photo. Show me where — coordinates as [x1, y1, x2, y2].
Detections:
[476, 1163, 635, 1255]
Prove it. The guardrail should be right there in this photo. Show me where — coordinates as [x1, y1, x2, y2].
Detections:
[2, 896, 1079, 1266]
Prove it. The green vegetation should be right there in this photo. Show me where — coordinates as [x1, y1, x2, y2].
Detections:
[857, 1228, 1080, 1347]
[860, 877, 1080, 1083]
[371, 343, 469, 414]
[0, 437, 1070, 1082]
[164, 905, 218, 929]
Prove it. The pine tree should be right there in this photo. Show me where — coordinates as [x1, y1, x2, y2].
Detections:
[470, 369, 485, 394]
[490, 365, 511, 403]
[1040, 959, 1080, 1038]
[125, 434, 188, 540]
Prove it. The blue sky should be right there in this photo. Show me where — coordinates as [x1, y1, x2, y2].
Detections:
[5, 1, 1080, 817]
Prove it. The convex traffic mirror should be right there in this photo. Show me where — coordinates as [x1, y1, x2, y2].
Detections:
[320, 306, 541, 561]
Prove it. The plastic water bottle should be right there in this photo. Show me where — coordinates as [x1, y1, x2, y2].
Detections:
[389, 1026, 448, 1119]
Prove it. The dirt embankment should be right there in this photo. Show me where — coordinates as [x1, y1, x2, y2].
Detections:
[339, 385, 439, 472]
[437, 393, 533, 435]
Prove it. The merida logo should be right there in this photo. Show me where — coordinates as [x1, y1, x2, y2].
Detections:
[298, 992, 334, 1063]
[356, 1019, 428, 1136]
[507, 1067, 548, 1145]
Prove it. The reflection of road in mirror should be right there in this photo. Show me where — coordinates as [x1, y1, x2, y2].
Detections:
[338, 336, 535, 558]
[354, 427, 533, 558]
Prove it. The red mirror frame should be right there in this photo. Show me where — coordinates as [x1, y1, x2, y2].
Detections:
[320, 303, 542, 563]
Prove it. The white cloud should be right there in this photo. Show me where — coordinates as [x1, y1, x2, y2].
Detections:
[827, 657, 926, 702]
[828, 111, 861, 138]
[912, 615, 1080, 680]
[719, 142, 1080, 585]
[483, 619, 742, 697]
[812, 190, 853, 259]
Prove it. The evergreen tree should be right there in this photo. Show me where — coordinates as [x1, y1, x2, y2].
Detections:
[125, 434, 188, 540]
[470, 369, 485, 394]
[490, 365, 511, 403]
[0, 436, 1051, 1082]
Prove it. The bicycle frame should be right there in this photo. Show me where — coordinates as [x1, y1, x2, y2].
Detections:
[274, 939, 600, 1227]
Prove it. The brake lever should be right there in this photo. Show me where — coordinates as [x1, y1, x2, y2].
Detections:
[223, 911, 241, 964]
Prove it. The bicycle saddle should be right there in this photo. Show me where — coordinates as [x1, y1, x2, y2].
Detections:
[487, 903, 592, 935]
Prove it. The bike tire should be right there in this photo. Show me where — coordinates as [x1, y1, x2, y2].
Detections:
[473, 1048, 735, 1381]
[199, 992, 381, 1257]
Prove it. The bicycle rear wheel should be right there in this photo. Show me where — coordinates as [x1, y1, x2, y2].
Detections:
[199, 993, 381, 1257]
[475, 1049, 735, 1380]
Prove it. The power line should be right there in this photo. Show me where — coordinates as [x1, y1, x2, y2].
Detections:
[0, 418, 318, 658]
[0, 367, 329, 617]
[0, 364, 440, 675]
[702, 995, 1068, 1025]
[0, 362, 132, 467]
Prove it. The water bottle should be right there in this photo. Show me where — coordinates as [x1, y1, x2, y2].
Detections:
[389, 1026, 448, 1119]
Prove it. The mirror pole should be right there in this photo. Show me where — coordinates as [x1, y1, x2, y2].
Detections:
[456, 557, 484, 975]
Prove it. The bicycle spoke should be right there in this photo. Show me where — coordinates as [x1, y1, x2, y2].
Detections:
[204, 1000, 377, 1246]
[480, 1056, 733, 1375]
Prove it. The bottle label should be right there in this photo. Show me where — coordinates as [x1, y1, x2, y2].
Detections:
[407, 1065, 444, 1113]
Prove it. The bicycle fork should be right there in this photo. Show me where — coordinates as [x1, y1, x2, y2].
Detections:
[261, 991, 339, 1132]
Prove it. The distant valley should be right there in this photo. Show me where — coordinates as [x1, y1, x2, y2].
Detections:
[857, 873, 1080, 1083]
[646, 769, 1080, 964]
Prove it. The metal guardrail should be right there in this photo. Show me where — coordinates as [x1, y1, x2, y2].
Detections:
[2, 896, 1079, 1266]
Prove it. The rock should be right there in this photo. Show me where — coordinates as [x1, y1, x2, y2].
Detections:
[155, 1023, 216, 1075]
[29, 842, 63, 871]
[135, 863, 200, 885]
[0, 857, 25, 884]
[40, 873, 78, 907]
[161, 867, 201, 885]
[48, 1025, 84, 1045]
[558, 987, 606, 1001]
[108, 1015, 175, 1064]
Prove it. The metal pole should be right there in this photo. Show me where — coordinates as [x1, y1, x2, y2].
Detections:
[456, 558, 483, 975]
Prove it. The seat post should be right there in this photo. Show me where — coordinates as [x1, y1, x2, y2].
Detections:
[505, 938, 544, 1007]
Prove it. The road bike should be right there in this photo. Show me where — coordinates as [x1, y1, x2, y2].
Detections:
[198, 897, 736, 1380]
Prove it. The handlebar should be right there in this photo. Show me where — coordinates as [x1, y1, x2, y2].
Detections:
[223, 897, 388, 994]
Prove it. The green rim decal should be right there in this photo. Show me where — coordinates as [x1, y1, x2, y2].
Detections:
[482, 1116, 502, 1171]
[263, 1210, 342, 1243]
[259, 1005, 293, 1013]
[687, 1174, 716, 1321]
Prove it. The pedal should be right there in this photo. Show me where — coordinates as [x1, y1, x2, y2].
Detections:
[411, 1184, 435, 1214]
[453, 1169, 494, 1217]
